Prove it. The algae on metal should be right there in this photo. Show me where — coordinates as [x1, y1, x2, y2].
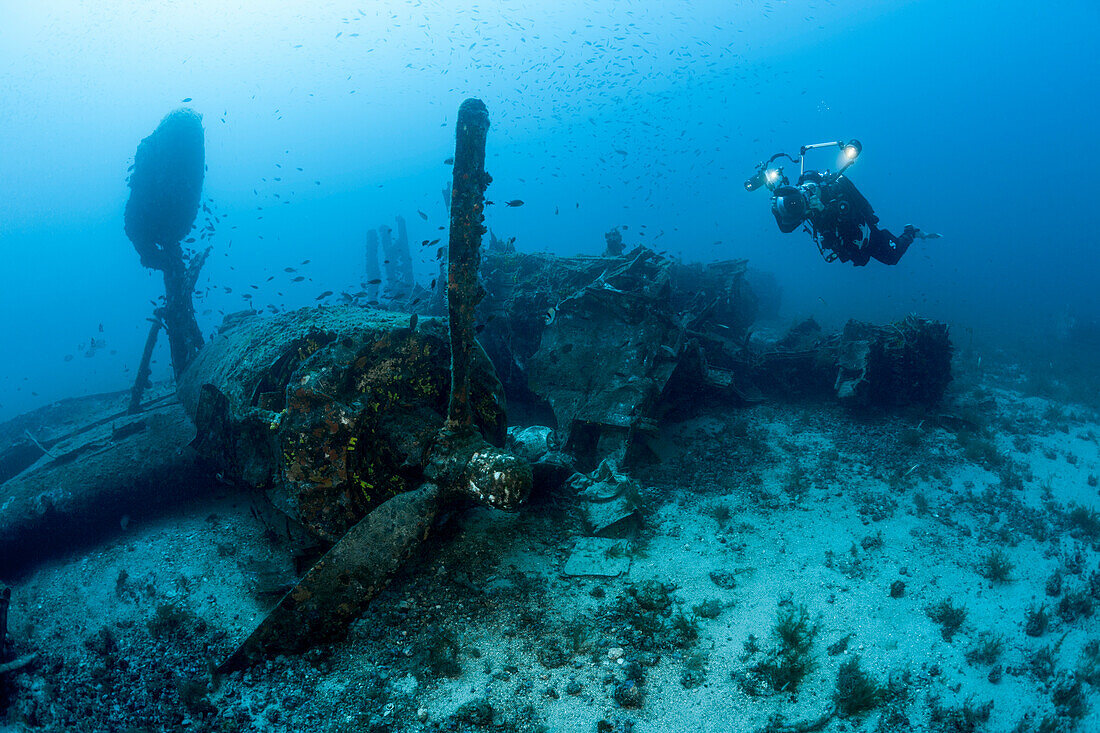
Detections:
[178, 306, 507, 542]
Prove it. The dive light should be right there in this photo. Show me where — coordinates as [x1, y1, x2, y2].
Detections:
[744, 166, 766, 192]
[745, 152, 799, 192]
[744, 166, 784, 192]
[838, 139, 862, 173]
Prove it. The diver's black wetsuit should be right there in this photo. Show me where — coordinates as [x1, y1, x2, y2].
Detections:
[800, 173, 916, 267]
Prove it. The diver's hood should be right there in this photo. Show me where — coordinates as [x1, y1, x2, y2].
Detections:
[771, 186, 807, 233]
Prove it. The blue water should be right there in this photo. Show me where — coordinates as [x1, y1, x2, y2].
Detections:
[0, 0, 1096, 418]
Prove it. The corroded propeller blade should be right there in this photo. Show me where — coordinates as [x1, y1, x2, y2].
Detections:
[218, 483, 441, 672]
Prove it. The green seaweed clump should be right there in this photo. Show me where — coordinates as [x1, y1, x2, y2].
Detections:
[978, 548, 1014, 584]
[1057, 590, 1094, 624]
[833, 655, 884, 717]
[670, 608, 700, 646]
[147, 602, 205, 639]
[453, 698, 494, 727]
[1078, 639, 1100, 685]
[1067, 505, 1100, 540]
[707, 502, 732, 528]
[957, 431, 1005, 468]
[928, 695, 993, 733]
[743, 604, 820, 694]
[927, 599, 967, 641]
[1051, 675, 1088, 721]
[965, 633, 1005, 666]
[681, 652, 708, 689]
[1027, 645, 1058, 682]
[604, 581, 699, 652]
[692, 598, 722, 620]
[560, 614, 593, 655]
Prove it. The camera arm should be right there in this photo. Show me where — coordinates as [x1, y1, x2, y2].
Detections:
[799, 140, 862, 176]
[745, 138, 859, 193]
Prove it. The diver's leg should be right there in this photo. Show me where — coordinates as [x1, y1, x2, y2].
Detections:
[823, 231, 869, 265]
[849, 247, 871, 266]
[867, 226, 915, 265]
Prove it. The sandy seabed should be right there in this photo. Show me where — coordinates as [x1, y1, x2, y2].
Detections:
[2, 370, 1099, 733]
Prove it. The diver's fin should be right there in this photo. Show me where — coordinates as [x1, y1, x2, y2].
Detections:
[905, 225, 942, 240]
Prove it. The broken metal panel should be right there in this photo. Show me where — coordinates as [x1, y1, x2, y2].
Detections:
[835, 333, 874, 401]
[563, 537, 631, 577]
[737, 318, 836, 399]
[525, 249, 680, 453]
[0, 400, 206, 576]
[478, 246, 764, 463]
[656, 312, 954, 415]
[478, 245, 951, 450]
[719, 316, 953, 408]
[570, 458, 642, 538]
[834, 316, 953, 407]
[0, 440, 45, 487]
[178, 306, 508, 542]
[531, 291, 677, 429]
[477, 249, 619, 404]
[670, 258, 758, 337]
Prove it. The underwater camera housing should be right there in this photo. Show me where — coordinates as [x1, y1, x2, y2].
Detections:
[771, 185, 809, 233]
[748, 139, 862, 231]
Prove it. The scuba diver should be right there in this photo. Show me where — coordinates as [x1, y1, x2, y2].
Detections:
[745, 139, 940, 266]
